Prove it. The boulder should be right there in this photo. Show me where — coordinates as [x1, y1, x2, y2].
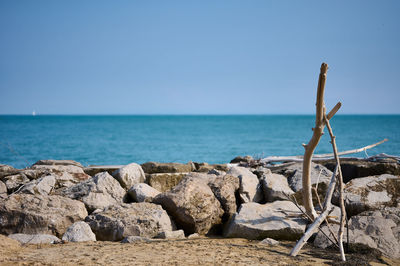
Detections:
[227, 166, 263, 203]
[277, 162, 332, 192]
[128, 183, 161, 202]
[153, 176, 224, 235]
[155, 230, 185, 239]
[194, 163, 228, 173]
[33, 159, 83, 168]
[19, 175, 56, 195]
[141, 162, 193, 174]
[187, 233, 200, 239]
[0, 180, 7, 198]
[58, 171, 126, 212]
[230, 155, 254, 164]
[333, 174, 400, 216]
[0, 194, 87, 237]
[314, 208, 400, 259]
[224, 201, 307, 240]
[112, 163, 145, 189]
[0, 164, 18, 179]
[62, 221, 96, 242]
[2, 173, 29, 192]
[121, 236, 151, 243]
[8, 233, 60, 244]
[30, 164, 90, 186]
[84, 165, 123, 176]
[146, 173, 186, 192]
[261, 170, 294, 202]
[260, 238, 280, 246]
[85, 203, 175, 241]
[207, 174, 240, 221]
[320, 158, 400, 183]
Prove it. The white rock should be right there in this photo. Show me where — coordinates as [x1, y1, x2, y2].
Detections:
[20, 175, 56, 195]
[261, 170, 294, 202]
[155, 230, 185, 239]
[260, 238, 280, 246]
[112, 163, 146, 189]
[227, 166, 263, 203]
[128, 183, 160, 202]
[8, 233, 60, 244]
[62, 221, 96, 242]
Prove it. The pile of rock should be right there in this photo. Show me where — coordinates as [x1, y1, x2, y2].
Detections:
[0, 157, 399, 259]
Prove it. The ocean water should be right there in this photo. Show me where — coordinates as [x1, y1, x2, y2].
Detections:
[0, 115, 399, 169]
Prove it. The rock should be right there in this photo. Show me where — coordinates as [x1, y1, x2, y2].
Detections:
[33, 159, 83, 168]
[230, 156, 254, 164]
[314, 208, 400, 259]
[58, 172, 126, 212]
[224, 201, 307, 240]
[261, 170, 294, 202]
[0, 194, 87, 237]
[121, 236, 151, 243]
[0, 164, 18, 179]
[84, 165, 124, 176]
[195, 163, 228, 173]
[333, 174, 400, 216]
[85, 202, 175, 241]
[112, 163, 145, 189]
[207, 174, 240, 221]
[155, 230, 185, 239]
[153, 176, 224, 235]
[62, 221, 96, 242]
[19, 175, 56, 195]
[208, 169, 226, 176]
[279, 162, 332, 192]
[320, 158, 400, 183]
[30, 164, 90, 186]
[187, 233, 200, 239]
[2, 173, 29, 192]
[146, 173, 186, 192]
[260, 238, 280, 246]
[128, 183, 161, 202]
[0, 180, 7, 198]
[227, 166, 263, 203]
[8, 233, 60, 244]
[141, 162, 193, 174]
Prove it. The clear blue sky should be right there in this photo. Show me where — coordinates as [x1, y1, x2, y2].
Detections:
[1, 0, 399, 114]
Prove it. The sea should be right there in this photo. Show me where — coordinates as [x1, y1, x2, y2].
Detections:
[0, 115, 399, 169]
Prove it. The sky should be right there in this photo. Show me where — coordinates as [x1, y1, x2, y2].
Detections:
[0, 0, 399, 115]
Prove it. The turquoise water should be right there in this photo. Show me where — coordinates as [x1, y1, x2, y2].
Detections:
[0, 115, 399, 169]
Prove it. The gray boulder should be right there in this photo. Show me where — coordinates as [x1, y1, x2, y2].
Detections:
[0, 164, 18, 179]
[85, 202, 175, 241]
[260, 238, 280, 246]
[224, 201, 307, 240]
[314, 208, 400, 259]
[19, 175, 56, 195]
[0, 180, 7, 198]
[33, 159, 83, 168]
[207, 174, 240, 221]
[261, 170, 294, 202]
[3, 173, 29, 192]
[146, 173, 186, 192]
[0, 194, 88, 237]
[59, 171, 126, 212]
[227, 166, 263, 203]
[84, 165, 123, 176]
[141, 162, 193, 174]
[30, 163, 90, 187]
[112, 163, 145, 189]
[121, 236, 151, 243]
[128, 183, 161, 202]
[8, 233, 60, 244]
[334, 174, 400, 216]
[155, 230, 185, 239]
[153, 176, 224, 235]
[272, 162, 332, 192]
[62, 221, 96, 242]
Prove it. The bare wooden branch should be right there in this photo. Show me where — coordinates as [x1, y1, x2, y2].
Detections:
[324, 114, 347, 261]
[302, 63, 329, 220]
[326, 102, 342, 120]
[290, 165, 338, 257]
[260, 139, 389, 164]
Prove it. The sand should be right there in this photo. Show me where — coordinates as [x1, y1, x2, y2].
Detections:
[1, 235, 398, 266]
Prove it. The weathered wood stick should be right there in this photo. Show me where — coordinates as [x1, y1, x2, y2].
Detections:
[302, 63, 329, 220]
[290, 165, 338, 257]
[324, 114, 346, 261]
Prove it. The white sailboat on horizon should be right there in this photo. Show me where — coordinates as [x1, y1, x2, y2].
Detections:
[32, 110, 36, 116]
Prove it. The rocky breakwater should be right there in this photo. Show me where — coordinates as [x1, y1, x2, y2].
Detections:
[0, 156, 399, 259]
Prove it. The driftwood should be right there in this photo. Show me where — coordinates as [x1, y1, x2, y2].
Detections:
[324, 114, 346, 261]
[260, 139, 388, 164]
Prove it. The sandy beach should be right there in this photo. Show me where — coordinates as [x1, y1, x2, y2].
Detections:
[1, 235, 398, 266]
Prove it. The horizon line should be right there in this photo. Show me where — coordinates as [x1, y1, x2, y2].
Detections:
[1, 113, 400, 116]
